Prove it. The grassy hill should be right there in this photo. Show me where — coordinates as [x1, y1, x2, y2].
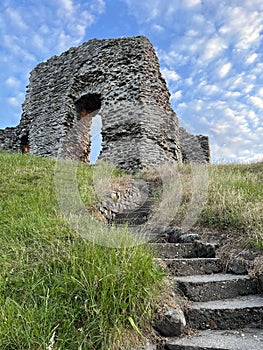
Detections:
[0, 151, 262, 349]
[0, 151, 163, 350]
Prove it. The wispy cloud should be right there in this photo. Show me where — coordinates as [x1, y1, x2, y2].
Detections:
[7, 93, 24, 108]
[202, 37, 227, 61]
[249, 96, 263, 109]
[171, 90, 182, 101]
[0, 0, 105, 128]
[122, 0, 263, 162]
[218, 62, 232, 78]
[5, 76, 21, 89]
[58, 0, 75, 14]
[161, 67, 180, 82]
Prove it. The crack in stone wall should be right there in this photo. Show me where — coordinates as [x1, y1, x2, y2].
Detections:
[0, 36, 210, 172]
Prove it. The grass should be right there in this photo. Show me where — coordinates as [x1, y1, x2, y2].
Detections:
[201, 162, 263, 249]
[0, 151, 164, 350]
[165, 162, 263, 250]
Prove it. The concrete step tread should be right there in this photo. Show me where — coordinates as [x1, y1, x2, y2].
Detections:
[150, 243, 195, 249]
[151, 242, 196, 246]
[174, 273, 253, 283]
[162, 258, 221, 262]
[189, 294, 263, 310]
[165, 328, 263, 350]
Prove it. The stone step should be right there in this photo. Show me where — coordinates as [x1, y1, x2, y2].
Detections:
[150, 242, 216, 259]
[165, 328, 263, 350]
[186, 294, 263, 330]
[163, 258, 223, 276]
[174, 273, 258, 302]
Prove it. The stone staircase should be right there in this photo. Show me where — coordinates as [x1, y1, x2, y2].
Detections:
[149, 234, 263, 350]
[98, 175, 263, 349]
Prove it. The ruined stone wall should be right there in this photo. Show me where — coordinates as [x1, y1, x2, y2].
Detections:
[0, 36, 209, 171]
[179, 127, 210, 163]
[0, 127, 17, 152]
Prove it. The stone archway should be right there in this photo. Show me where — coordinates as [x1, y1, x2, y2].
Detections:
[74, 94, 102, 163]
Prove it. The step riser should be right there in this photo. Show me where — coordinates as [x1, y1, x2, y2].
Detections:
[166, 345, 219, 350]
[150, 242, 216, 259]
[151, 243, 197, 259]
[187, 307, 263, 330]
[165, 259, 223, 276]
[175, 278, 258, 302]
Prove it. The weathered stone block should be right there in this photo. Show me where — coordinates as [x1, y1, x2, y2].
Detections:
[154, 307, 186, 337]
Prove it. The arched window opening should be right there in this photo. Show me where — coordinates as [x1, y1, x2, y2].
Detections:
[74, 94, 102, 164]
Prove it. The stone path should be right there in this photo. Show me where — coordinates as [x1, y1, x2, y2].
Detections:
[148, 233, 263, 350]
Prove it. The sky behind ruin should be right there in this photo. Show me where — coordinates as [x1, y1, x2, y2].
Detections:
[0, 0, 262, 163]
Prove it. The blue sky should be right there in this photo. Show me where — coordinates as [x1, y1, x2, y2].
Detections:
[0, 0, 262, 163]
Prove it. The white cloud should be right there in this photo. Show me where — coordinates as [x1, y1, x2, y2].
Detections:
[202, 37, 227, 61]
[230, 74, 245, 89]
[225, 91, 241, 98]
[247, 110, 259, 127]
[153, 24, 164, 32]
[1, 1, 106, 63]
[3, 34, 36, 61]
[58, 0, 74, 14]
[31, 33, 45, 50]
[246, 53, 258, 64]
[90, 0, 106, 14]
[161, 67, 180, 82]
[210, 122, 232, 135]
[185, 0, 201, 7]
[185, 77, 194, 86]
[198, 82, 220, 96]
[5, 76, 21, 89]
[123, 0, 202, 24]
[175, 92, 261, 162]
[185, 29, 199, 37]
[218, 62, 232, 78]
[243, 84, 255, 94]
[0, 0, 107, 128]
[158, 49, 191, 68]
[171, 91, 182, 100]
[219, 5, 263, 50]
[123, 0, 166, 21]
[249, 96, 263, 109]
[7, 92, 24, 108]
[6, 8, 28, 29]
[252, 62, 263, 76]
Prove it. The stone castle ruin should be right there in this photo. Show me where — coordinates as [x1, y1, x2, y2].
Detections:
[0, 36, 209, 173]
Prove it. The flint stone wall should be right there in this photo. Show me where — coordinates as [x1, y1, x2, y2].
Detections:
[0, 36, 209, 172]
[179, 127, 210, 163]
[0, 127, 16, 152]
